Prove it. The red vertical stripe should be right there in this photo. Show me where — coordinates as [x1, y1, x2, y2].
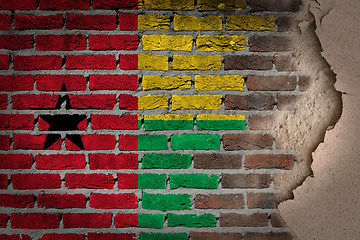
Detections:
[119, 135, 138, 151]
[119, 13, 138, 30]
[119, 94, 138, 110]
[120, 55, 138, 70]
[118, 173, 138, 189]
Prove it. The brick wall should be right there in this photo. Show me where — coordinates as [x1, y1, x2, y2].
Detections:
[0, 0, 303, 239]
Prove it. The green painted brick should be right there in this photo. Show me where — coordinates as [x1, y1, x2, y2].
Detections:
[142, 192, 191, 211]
[168, 213, 216, 228]
[145, 120, 193, 131]
[197, 120, 246, 130]
[138, 173, 166, 189]
[170, 174, 219, 189]
[140, 232, 188, 240]
[138, 213, 165, 229]
[138, 135, 168, 150]
[171, 134, 221, 150]
[142, 154, 192, 169]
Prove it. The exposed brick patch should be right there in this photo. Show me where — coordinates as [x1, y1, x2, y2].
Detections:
[247, 75, 297, 91]
[195, 194, 244, 209]
[223, 134, 273, 150]
[220, 212, 268, 227]
[248, 192, 279, 209]
[222, 174, 271, 189]
[249, 35, 292, 52]
[225, 55, 273, 70]
[194, 154, 242, 169]
[225, 94, 275, 110]
[245, 154, 295, 170]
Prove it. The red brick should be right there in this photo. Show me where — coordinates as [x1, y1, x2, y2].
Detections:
[67, 14, 117, 30]
[191, 232, 242, 240]
[11, 213, 61, 229]
[299, 76, 311, 91]
[39, 234, 84, 240]
[0, 55, 9, 69]
[120, 13, 138, 30]
[0, 94, 6, 109]
[119, 94, 138, 110]
[119, 134, 138, 151]
[247, 75, 297, 91]
[245, 154, 295, 170]
[89, 153, 138, 170]
[225, 94, 275, 110]
[195, 194, 244, 209]
[248, 114, 275, 130]
[249, 35, 292, 52]
[223, 134, 273, 150]
[0, 135, 9, 150]
[0, 194, 34, 208]
[88, 233, 136, 240]
[0, 235, 31, 240]
[0, 0, 37, 10]
[66, 55, 116, 70]
[118, 173, 138, 189]
[36, 75, 87, 91]
[114, 213, 137, 227]
[0, 114, 34, 130]
[0, 213, 8, 228]
[91, 114, 139, 130]
[194, 154, 242, 169]
[12, 94, 60, 110]
[225, 55, 273, 70]
[0, 35, 33, 50]
[0, 154, 33, 169]
[93, 0, 138, 10]
[12, 174, 61, 190]
[0, 15, 11, 30]
[38, 194, 86, 209]
[66, 134, 116, 151]
[14, 56, 62, 70]
[220, 213, 268, 227]
[247, 192, 279, 209]
[278, 17, 299, 32]
[244, 232, 293, 240]
[222, 174, 271, 189]
[277, 95, 300, 110]
[65, 173, 114, 189]
[89, 35, 138, 50]
[270, 213, 287, 227]
[90, 75, 138, 91]
[15, 15, 63, 30]
[39, 0, 89, 10]
[90, 193, 138, 209]
[63, 213, 112, 228]
[275, 56, 298, 71]
[36, 154, 86, 170]
[120, 54, 138, 70]
[36, 35, 87, 51]
[0, 174, 7, 189]
[0, 75, 34, 91]
[249, 0, 300, 12]
[68, 94, 116, 109]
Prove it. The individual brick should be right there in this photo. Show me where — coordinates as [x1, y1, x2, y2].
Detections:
[36, 35, 86, 51]
[36, 75, 86, 91]
[0, 75, 34, 91]
[197, 0, 246, 10]
[65, 173, 114, 189]
[119, 135, 138, 150]
[245, 154, 295, 170]
[114, 213, 137, 228]
[142, 154, 192, 169]
[172, 95, 222, 110]
[12, 94, 60, 110]
[0, 234, 32, 240]
[120, 53, 169, 71]
[244, 232, 293, 240]
[142, 192, 191, 211]
[0, 114, 34, 130]
[118, 94, 137, 110]
[168, 213, 216, 228]
[224, 55, 273, 70]
[118, 173, 166, 189]
[223, 134, 273, 150]
[220, 213, 268, 227]
[195, 75, 244, 91]
[246, 75, 297, 91]
[172, 55, 222, 70]
[88, 233, 135, 240]
[0, 194, 35, 208]
[275, 55, 298, 71]
[138, 135, 168, 150]
[249, 35, 292, 52]
[0, 94, 6, 109]
[195, 194, 244, 209]
[89, 35, 138, 50]
[0, 35, 33, 50]
[271, 213, 287, 227]
[118, 173, 138, 189]
[12, 174, 61, 189]
[194, 154, 242, 169]
[90, 75, 138, 90]
[170, 174, 218, 189]
[93, 0, 138, 9]
[14, 134, 61, 150]
[248, 0, 300, 12]
[39, 0, 89, 10]
[37, 194, 86, 209]
[91, 115, 139, 130]
[0, 174, 7, 189]
[197, 114, 246, 130]
[90, 193, 138, 209]
[89, 153, 138, 170]
[226, 16, 276, 31]
[39, 234, 85, 240]
[0, 55, 9, 69]
[14, 55, 62, 70]
[197, 35, 245, 51]
[0, 0, 36, 10]
[248, 114, 275, 130]
[137, 14, 171, 30]
[140, 233, 188, 240]
[15, 15, 63, 30]
[0, 213, 8, 227]
[36, 154, 86, 170]
[119, 13, 138, 30]
[144, 0, 194, 10]
[222, 174, 271, 188]
[248, 192, 278, 209]
[0, 135, 9, 150]
[174, 15, 222, 31]
[138, 94, 169, 110]
[0, 15, 10, 30]
[138, 213, 165, 229]
[144, 114, 193, 131]
[277, 95, 300, 110]
[171, 134, 221, 150]
[192, 232, 242, 240]
[67, 14, 117, 30]
[0, 154, 33, 169]
[68, 94, 116, 109]
[11, 213, 61, 229]
[142, 35, 193, 51]
[66, 55, 116, 70]
[277, 16, 299, 32]
[299, 76, 311, 91]
[142, 75, 191, 91]
[63, 213, 112, 228]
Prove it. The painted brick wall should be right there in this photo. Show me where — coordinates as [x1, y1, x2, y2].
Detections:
[0, 0, 304, 239]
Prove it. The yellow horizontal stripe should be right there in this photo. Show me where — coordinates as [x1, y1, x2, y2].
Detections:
[138, 94, 168, 110]
[197, 114, 246, 121]
[145, 114, 194, 121]
[195, 74, 244, 91]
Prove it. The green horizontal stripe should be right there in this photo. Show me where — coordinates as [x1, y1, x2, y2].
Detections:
[138, 213, 165, 229]
[138, 135, 168, 151]
[140, 233, 188, 240]
[138, 173, 166, 189]
[142, 192, 191, 211]
[167, 213, 216, 228]
[142, 154, 192, 169]
[171, 134, 220, 150]
[197, 120, 246, 130]
[144, 120, 193, 131]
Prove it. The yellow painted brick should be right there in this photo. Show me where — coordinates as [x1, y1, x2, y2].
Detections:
[226, 16, 276, 31]
[173, 14, 222, 31]
[138, 0, 143, 8]
[138, 14, 170, 30]
[197, 114, 246, 120]
[145, 113, 193, 121]
[142, 75, 192, 90]
[138, 94, 168, 110]
[196, 35, 245, 52]
[195, 74, 244, 91]
[144, 0, 194, 10]
[172, 55, 222, 71]
[138, 53, 168, 71]
[172, 95, 222, 110]
[197, 0, 247, 11]
[142, 35, 193, 51]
